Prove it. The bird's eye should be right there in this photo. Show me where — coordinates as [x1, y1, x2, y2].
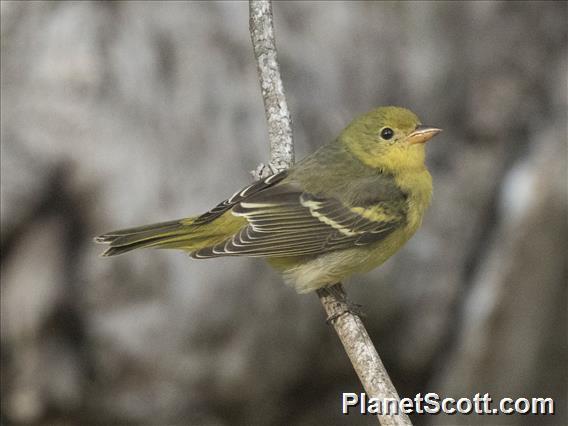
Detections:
[380, 127, 394, 140]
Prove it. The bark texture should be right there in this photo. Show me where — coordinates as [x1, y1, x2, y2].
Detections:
[249, 0, 294, 177]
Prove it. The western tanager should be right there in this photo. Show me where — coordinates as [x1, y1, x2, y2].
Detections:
[96, 106, 441, 293]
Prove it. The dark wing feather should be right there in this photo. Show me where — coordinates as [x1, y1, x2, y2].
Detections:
[191, 180, 406, 258]
[193, 171, 288, 225]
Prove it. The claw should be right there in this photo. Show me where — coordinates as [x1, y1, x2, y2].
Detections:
[318, 285, 366, 324]
[325, 301, 366, 324]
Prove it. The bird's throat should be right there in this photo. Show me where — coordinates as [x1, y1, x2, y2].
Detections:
[346, 139, 427, 175]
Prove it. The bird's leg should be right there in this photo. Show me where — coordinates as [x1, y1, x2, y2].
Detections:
[317, 283, 366, 324]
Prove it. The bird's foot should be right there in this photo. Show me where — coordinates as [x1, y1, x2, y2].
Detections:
[319, 284, 366, 324]
[325, 301, 366, 324]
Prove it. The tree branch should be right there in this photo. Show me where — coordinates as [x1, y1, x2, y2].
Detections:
[249, 0, 294, 178]
[248, 1, 412, 425]
[317, 284, 412, 425]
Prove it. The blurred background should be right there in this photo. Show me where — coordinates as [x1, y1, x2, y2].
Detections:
[1, 1, 566, 425]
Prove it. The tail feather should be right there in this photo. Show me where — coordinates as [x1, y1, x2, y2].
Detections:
[95, 220, 184, 242]
[96, 218, 200, 257]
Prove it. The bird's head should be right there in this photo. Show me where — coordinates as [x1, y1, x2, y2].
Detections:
[340, 106, 442, 173]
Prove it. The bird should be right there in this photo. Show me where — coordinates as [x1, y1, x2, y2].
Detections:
[96, 106, 441, 293]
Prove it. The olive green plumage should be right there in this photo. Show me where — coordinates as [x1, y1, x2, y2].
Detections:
[96, 106, 441, 293]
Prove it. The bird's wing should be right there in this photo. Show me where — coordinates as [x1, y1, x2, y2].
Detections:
[192, 170, 288, 225]
[191, 179, 407, 258]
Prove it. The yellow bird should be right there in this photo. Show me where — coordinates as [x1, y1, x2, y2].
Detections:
[96, 106, 441, 293]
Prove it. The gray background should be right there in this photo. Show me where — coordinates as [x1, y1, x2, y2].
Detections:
[1, 1, 566, 425]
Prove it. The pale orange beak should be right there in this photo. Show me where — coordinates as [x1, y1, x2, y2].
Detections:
[407, 124, 442, 144]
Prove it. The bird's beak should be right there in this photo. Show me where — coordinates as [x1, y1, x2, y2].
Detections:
[407, 125, 442, 144]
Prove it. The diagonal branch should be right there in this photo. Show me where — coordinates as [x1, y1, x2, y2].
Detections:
[248, 1, 412, 425]
[317, 284, 412, 425]
[249, 0, 294, 178]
